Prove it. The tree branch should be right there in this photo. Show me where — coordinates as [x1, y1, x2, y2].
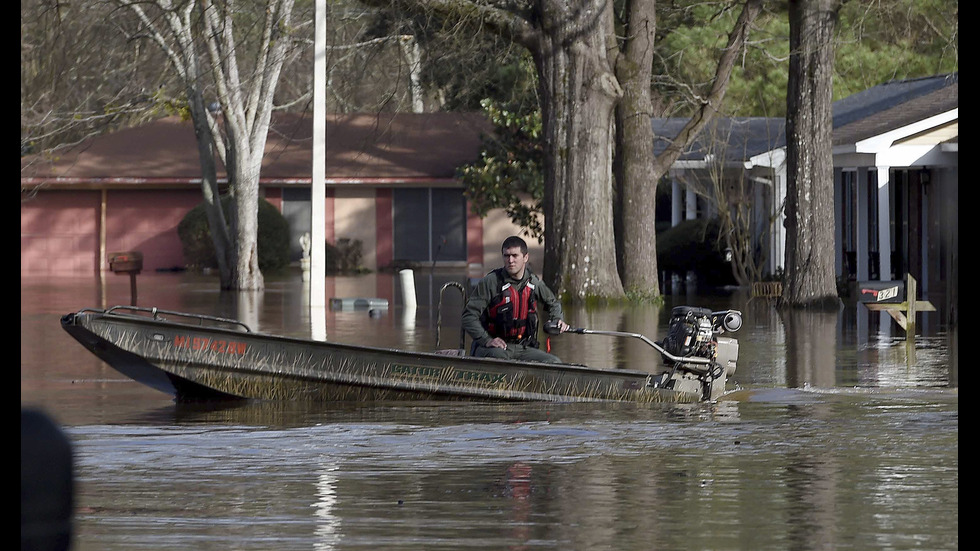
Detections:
[357, 0, 538, 48]
[656, 0, 762, 168]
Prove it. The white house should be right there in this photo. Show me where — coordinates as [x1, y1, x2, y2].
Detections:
[658, 73, 958, 302]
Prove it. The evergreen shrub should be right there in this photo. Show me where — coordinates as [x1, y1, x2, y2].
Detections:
[177, 196, 290, 273]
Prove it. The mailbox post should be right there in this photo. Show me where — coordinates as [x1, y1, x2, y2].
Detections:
[860, 274, 936, 352]
[108, 251, 143, 305]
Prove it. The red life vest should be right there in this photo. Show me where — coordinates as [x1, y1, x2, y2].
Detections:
[482, 271, 539, 346]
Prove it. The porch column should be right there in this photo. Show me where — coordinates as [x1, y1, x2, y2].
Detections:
[671, 170, 683, 227]
[833, 167, 843, 277]
[772, 168, 787, 275]
[685, 181, 697, 220]
[856, 167, 870, 281]
[877, 166, 892, 280]
[919, 172, 929, 293]
[753, 175, 765, 264]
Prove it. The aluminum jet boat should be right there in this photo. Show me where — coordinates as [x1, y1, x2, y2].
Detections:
[61, 304, 743, 403]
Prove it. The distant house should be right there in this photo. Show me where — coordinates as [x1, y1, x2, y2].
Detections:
[21, 111, 532, 278]
[657, 73, 957, 299]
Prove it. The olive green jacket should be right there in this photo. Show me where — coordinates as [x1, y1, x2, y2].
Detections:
[461, 267, 564, 348]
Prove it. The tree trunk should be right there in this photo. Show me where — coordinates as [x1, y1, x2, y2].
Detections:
[614, 0, 660, 297]
[535, 0, 625, 302]
[230, 172, 264, 290]
[224, 121, 264, 290]
[186, 94, 234, 288]
[783, 0, 841, 309]
[199, 0, 296, 291]
[124, 0, 236, 287]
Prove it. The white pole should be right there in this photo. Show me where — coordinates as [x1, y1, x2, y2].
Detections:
[399, 269, 417, 309]
[311, 0, 327, 340]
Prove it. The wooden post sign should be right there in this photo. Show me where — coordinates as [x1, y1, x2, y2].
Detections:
[107, 251, 143, 306]
[860, 274, 935, 344]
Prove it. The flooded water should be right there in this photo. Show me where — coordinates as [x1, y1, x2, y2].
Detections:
[22, 272, 957, 550]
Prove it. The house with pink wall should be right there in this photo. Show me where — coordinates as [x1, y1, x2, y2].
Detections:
[21, 112, 537, 279]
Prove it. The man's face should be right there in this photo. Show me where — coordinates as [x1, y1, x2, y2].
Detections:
[502, 246, 528, 278]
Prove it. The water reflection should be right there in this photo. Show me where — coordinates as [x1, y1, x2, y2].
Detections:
[781, 309, 839, 389]
[504, 461, 533, 549]
[20, 272, 958, 551]
[58, 394, 955, 551]
[313, 462, 340, 551]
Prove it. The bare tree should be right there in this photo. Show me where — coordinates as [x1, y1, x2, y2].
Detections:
[21, 0, 172, 157]
[118, 0, 297, 290]
[783, 0, 841, 308]
[678, 119, 783, 286]
[616, 0, 762, 298]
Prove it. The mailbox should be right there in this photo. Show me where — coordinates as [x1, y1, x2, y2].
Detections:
[857, 280, 905, 303]
[108, 251, 143, 274]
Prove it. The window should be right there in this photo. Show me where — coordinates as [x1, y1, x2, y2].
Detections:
[392, 188, 466, 263]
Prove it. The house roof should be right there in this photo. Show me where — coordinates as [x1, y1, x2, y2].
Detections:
[652, 117, 785, 163]
[21, 111, 491, 186]
[652, 73, 958, 164]
[832, 74, 957, 146]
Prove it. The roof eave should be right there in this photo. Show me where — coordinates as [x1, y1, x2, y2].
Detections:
[852, 108, 958, 153]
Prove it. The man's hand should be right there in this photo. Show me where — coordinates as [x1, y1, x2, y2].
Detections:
[543, 319, 571, 335]
[486, 337, 508, 349]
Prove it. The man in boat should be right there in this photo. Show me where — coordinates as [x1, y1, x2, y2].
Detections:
[462, 235, 570, 363]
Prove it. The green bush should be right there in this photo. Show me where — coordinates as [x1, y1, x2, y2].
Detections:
[656, 217, 736, 287]
[177, 196, 290, 273]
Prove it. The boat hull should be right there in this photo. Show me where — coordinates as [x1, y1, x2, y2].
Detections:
[61, 307, 717, 404]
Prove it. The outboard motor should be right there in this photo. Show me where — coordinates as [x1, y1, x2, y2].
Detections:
[655, 306, 742, 401]
[662, 306, 716, 358]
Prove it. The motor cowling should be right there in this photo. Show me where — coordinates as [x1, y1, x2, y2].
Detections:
[662, 306, 715, 359]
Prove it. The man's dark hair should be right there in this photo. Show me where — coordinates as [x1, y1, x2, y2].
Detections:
[501, 235, 528, 254]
